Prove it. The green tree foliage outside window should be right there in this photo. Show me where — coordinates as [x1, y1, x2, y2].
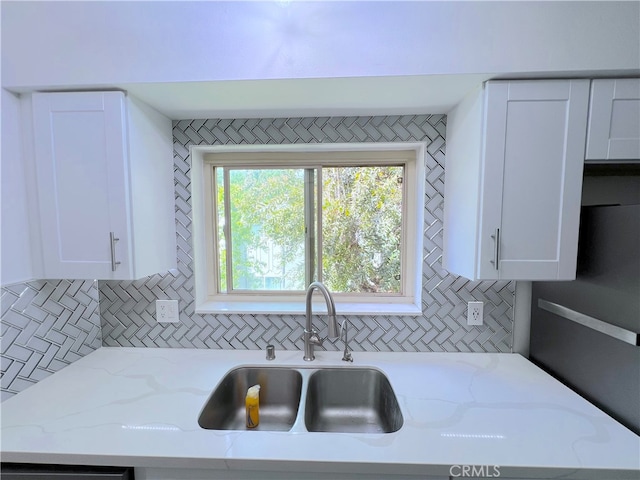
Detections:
[322, 166, 403, 293]
[216, 165, 403, 295]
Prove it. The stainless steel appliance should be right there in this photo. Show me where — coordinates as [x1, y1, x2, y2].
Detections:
[530, 202, 640, 435]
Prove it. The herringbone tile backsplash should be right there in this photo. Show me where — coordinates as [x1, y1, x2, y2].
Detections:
[0, 115, 514, 400]
[100, 115, 515, 352]
[1, 280, 101, 400]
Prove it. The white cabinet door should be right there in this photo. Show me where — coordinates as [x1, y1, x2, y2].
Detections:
[480, 80, 589, 280]
[586, 78, 640, 161]
[32, 91, 132, 280]
[443, 80, 589, 281]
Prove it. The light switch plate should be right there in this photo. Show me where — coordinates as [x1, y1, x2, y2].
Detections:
[156, 299, 180, 323]
[467, 301, 483, 326]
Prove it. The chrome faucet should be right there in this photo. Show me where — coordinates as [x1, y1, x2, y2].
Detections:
[303, 282, 339, 361]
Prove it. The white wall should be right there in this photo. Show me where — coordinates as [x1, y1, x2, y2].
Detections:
[2, 1, 639, 89]
[1, 89, 33, 284]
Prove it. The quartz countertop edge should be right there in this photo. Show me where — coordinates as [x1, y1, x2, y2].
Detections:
[1, 347, 638, 479]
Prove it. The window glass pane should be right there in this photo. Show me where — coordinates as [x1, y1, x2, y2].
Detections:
[322, 166, 404, 294]
[304, 168, 318, 285]
[228, 168, 306, 290]
[216, 170, 227, 292]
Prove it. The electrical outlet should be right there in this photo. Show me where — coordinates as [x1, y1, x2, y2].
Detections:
[467, 301, 483, 326]
[156, 299, 180, 323]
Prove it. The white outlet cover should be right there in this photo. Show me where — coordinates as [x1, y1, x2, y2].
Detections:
[156, 299, 180, 323]
[467, 301, 483, 326]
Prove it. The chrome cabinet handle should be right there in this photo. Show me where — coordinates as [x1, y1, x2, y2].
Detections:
[490, 228, 500, 270]
[110, 232, 121, 271]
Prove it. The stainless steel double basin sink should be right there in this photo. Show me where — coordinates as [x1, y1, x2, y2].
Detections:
[198, 367, 403, 434]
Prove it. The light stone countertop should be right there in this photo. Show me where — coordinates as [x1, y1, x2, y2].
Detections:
[1, 347, 638, 479]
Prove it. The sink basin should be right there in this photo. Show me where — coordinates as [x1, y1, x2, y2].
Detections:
[198, 366, 403, 434]
[198, 367, 302, 431]
[304, 368, 403, 433]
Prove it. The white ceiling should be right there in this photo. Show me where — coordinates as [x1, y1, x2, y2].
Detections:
[119, 74, 493, 120]
[4, 2, 637, 120]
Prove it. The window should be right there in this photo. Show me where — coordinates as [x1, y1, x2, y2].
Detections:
[191, 144, 425, 315]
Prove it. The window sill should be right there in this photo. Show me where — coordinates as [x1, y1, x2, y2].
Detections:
[195, 300, 422, 316]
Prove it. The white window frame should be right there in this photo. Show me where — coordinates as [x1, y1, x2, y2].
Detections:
[191, 143, 425, 315]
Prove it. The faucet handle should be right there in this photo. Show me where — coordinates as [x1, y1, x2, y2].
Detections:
[302, 329, 323, 347]
[311, 331, 324, 347]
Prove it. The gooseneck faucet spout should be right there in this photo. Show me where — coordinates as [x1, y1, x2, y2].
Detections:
[341, 319, 353, 363]
[303, 282, 338, 361]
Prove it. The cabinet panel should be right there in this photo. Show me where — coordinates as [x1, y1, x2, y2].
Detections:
[586, 78, 640, 161]
[501, 99, 565, 265]
[1, 89, 34, 284]
[33, 92, 131, 279]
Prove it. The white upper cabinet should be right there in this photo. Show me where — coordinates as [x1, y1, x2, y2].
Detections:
[586, 78, 640, 161]
[443, 80, 590, 281]
[31, 91, 176, 280]
[1, 89, 34, 285]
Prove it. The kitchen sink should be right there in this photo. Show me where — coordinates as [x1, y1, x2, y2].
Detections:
[198, 366, 403, 434]
[304, 368, 403, 433]
[198, 367, 303, 431]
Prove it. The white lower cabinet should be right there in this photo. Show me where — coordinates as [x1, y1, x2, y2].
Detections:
[31, 91, 176, 280]
[443, 80, 589, 281]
